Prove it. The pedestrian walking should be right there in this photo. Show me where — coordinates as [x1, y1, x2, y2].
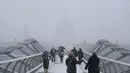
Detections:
[42, 51, 49, 73]
[78, 48, 83, 61]
[85, 52, 100, 73]
[66, 51, 82, 73]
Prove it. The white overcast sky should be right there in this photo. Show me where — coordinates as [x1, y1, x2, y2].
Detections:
[0, 0, 130, 45]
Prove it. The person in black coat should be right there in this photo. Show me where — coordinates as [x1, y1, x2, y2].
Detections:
[50, 48, 56, 62]
[85, 52, 100, 73]
[66, 51, 82, 73]
[58, 47, 65, 63]
[71, 47, 78, 57]
[42, 51, 49, 73]
[78, 48, 83, 61]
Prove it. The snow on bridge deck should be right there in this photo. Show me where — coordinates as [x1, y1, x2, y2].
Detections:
[36, 55, 87, 73]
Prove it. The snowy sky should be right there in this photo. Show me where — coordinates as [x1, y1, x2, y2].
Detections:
[0, 0, 130, 45]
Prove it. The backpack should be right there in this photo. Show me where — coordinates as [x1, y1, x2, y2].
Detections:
[43, 51, 48, 59]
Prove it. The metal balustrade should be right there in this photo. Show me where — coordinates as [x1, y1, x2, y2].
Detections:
[75, 39, 130, 73]
[0, 38, 44, 73]
[0, 38, 130, 73]
[0, 53, 43, 73]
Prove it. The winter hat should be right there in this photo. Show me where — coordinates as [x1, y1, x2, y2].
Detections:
[92, 52, 96, 56]
[68, 51, 74, 57]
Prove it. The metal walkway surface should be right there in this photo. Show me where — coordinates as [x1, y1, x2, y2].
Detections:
[36, 55, 87, 73]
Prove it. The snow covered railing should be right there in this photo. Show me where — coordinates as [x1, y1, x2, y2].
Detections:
[0, 38, 44, 57]
[83, 51, 130, 73]
[0, 53, 43, 73]
[0, 38, 45, 73]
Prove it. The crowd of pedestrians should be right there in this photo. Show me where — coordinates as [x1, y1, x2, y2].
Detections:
[41, 46, 100, 73]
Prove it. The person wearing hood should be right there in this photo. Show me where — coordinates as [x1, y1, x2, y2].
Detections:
[85, 52, 100, 73]
[78, 48, 83, 61]
[66, 51, 82, 73]
[58, 46, 65, 63]
[50, 48, 56, 62]
[71, 47, 78, 57]
[42, 51, 49, 73]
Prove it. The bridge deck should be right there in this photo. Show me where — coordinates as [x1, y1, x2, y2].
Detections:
[36, 55, 87, 73]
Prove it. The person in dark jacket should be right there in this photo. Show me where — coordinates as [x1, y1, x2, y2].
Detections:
[58, 46, 65, 63]
[71, 47, 78, 57]
[78, 48, 83, 61]
[85, 52, 100, 73]
[50, 48, 56, 62]
[66, 51, 82, 73]
[42, 51, 49, 73]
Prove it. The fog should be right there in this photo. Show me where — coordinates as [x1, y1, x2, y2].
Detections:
[0, 0, 130, 47]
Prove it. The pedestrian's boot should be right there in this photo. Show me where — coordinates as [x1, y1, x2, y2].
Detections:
[44, 69, 48, 73]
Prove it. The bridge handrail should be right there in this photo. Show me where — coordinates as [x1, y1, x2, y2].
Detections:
[83, 51, 130, 67]
[0, 53, 42, 64]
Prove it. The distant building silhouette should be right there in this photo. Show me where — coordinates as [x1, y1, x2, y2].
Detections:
[55, 8, 77, 48]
